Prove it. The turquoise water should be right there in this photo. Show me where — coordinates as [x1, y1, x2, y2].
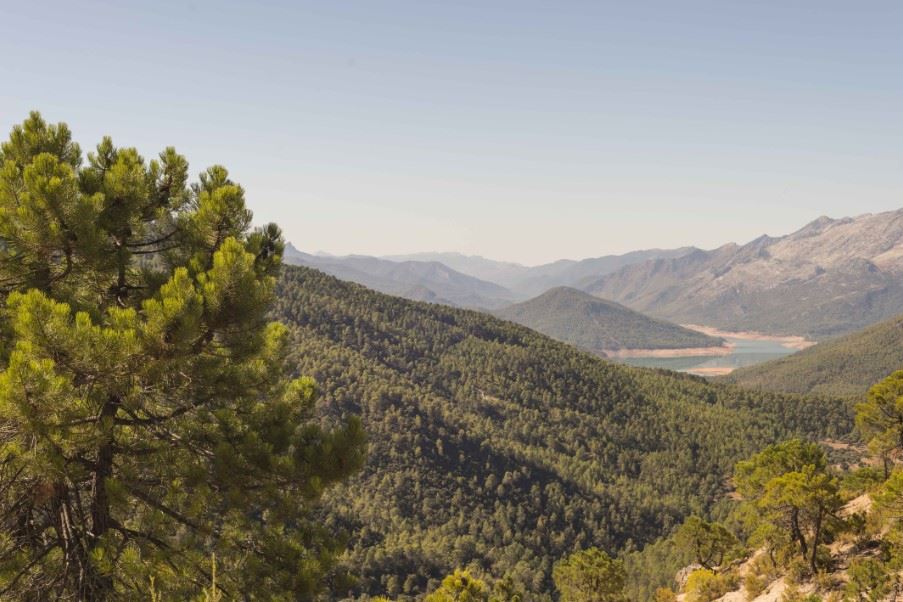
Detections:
[619, 336, 798, 373]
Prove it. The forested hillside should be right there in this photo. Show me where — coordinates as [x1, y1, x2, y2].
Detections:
[722, 314, 903, 397]
[617, 371, 903, 601]
[272, 266, 853, 599]
[493, 287, 724, 354]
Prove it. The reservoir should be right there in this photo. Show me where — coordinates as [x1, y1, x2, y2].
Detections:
[617, 328, 810, 376]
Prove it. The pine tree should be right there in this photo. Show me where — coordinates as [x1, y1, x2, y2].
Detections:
[424, 570, 489, 602]
[552, 548, 627, 602]
[0, 112, 366, 599]
[734, 440, 840, 574]
[673, 516, 737, 571]
[856, 369, 903, 474]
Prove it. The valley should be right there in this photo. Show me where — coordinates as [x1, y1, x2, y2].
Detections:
[5, 4, 903, 597]
[274, 210, 903, 596]
[287, 210, 903, 356]
[618, 327, 816, 376]
[722, 313, 903, 397]
[272, 265, 851, 597]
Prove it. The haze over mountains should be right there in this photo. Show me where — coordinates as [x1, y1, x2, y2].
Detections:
[289, 209, 903, 342]
[586, 209, 903, 339]
[283, 245, 517, 309]
[386, 248, 695, 297]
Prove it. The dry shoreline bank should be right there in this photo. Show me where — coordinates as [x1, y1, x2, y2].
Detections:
[608, 325, 815, 376]
[603, 344, 733, 359]
[682, 324, 816, 351]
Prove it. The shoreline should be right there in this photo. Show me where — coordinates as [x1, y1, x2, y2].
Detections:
[681, 324, 816, 351]
[685, 366, 735, 377]
[610, 324, 814, 375]
[603, 344, 734, 359]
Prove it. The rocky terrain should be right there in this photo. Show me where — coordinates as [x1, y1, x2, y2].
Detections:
[585, 210, 903, 338]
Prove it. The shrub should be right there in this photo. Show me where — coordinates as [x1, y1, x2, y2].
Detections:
[743, 573, 767, 600]
[654, 587, 678, 602]
[781, 584, 821, 602]
[785, 558, 808, 584]
[684, 569, 733, 602]
[844, 558, 891, 601]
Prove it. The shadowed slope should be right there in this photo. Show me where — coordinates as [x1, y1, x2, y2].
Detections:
[493, 287, 724, 354]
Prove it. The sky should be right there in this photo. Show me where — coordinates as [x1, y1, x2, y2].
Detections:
[1, 1, 901, 265]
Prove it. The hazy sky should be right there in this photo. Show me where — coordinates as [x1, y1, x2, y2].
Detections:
[2, 1, 901, 264]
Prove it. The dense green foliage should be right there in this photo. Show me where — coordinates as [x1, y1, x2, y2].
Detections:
[855, 370, 903, 477]
[723, 315, 903, 397]
[423, 570, 490, 602]
[682, 569, 734, 602]
[272, 266, 853, 598]
[493, 287, 723, 353]
[735, 440, 842, 573]
[552, 548, 627, 602]
[845, 558, 892, 601]
[625, 438, 881, 600]
[622, 535, 691, 601]
[0, 114, 365, 599]
[672, 517, 737, 571]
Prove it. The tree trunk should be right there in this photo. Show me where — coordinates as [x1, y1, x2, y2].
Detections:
[87, 395, 120, 599]
[809, 510, 823, 574]
[790, 508, 808, 559]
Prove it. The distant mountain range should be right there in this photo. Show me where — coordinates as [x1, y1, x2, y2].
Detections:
[585, 209, 903, 338]
[722, 313, 903, 398]
[286, 245, 696, 310]
[288, 209, 903, 339]
[386, 248, 695, 297]
[282, 245, 516, 309]
[493, 287, 724, 354]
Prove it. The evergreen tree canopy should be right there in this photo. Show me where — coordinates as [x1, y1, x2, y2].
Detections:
[734, 440, 840, 573]
[424, 570, 490, 602]
[855, 369, 903, 471]
[0, 113, 365, 599]
[273, 266, 852, 598]
[673, 516, 737, 571]
[552, 548, 627, 602]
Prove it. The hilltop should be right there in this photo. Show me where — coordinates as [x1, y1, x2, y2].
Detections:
[493, 287, 724, 354]
[722, 313, 903, 398]
[289, 246, 695, 310]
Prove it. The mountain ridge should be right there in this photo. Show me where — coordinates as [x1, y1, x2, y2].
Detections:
[385, 248, 698, 296]
[584, 209, 903, 338]
[289, 209, 903, 339]
[492, 286, 725, 355]
[283, 244, 517, 309]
